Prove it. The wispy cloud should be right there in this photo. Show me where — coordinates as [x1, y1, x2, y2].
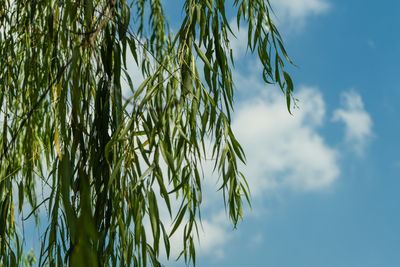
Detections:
[332, 90, 373, 155]
[367, 39, 376, 48]
[270, 0, 330, 29]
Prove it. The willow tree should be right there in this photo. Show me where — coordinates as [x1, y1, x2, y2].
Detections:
[0, 0, 294, 266]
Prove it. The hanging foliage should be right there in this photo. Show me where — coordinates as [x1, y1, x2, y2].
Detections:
[0, 0, 294, 266]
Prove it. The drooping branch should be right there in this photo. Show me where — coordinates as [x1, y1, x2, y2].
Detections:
[0, 60, 71, 166]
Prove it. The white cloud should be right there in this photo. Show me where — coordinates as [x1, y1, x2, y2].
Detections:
[174, 84, 341, 261]
[270, 0, 330, 29]
[158, 74, 342, 260]
[195, 211, 232, 259]
[232, 86, 339, 193]
[159, 209, 233, 264]
[230, 59, 341, 194]
[332, 91, 373, 155]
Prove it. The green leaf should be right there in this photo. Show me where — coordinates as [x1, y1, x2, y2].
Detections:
[194, 43, 212, 70]
[159, 141, 175, 172]
[283, 71, 294, 92]
[108, 156, 124, 188]
[148, 190, 160, 253]
[23, 197, 50, 221]
[161, 223, 171, 259]
[169, 203, 188, 237]
[133, 77, 152, 99]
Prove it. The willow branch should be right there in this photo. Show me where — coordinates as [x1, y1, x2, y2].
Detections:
[0, 60, 71, 165]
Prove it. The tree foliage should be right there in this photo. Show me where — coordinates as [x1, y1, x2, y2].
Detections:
[0, 0, 294, 266]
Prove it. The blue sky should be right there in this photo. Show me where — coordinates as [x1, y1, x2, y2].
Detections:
[160, 0, 400, 266]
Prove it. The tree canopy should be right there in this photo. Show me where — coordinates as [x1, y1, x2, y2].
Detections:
[0, 0, 294, 266]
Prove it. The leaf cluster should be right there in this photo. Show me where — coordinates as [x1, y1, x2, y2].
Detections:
[0, 0, 294, 266]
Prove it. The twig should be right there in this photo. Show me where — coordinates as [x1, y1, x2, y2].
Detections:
[89, 9, 111, 47]
[88, 0, 116, 47]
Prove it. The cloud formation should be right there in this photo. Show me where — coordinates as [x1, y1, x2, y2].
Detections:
[168, 64, 343, 259]
[270, 0, 330, 29]
[233, 86, 340, 194]
[332, 91, 373, 155]
[173, 83, 342, 259]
